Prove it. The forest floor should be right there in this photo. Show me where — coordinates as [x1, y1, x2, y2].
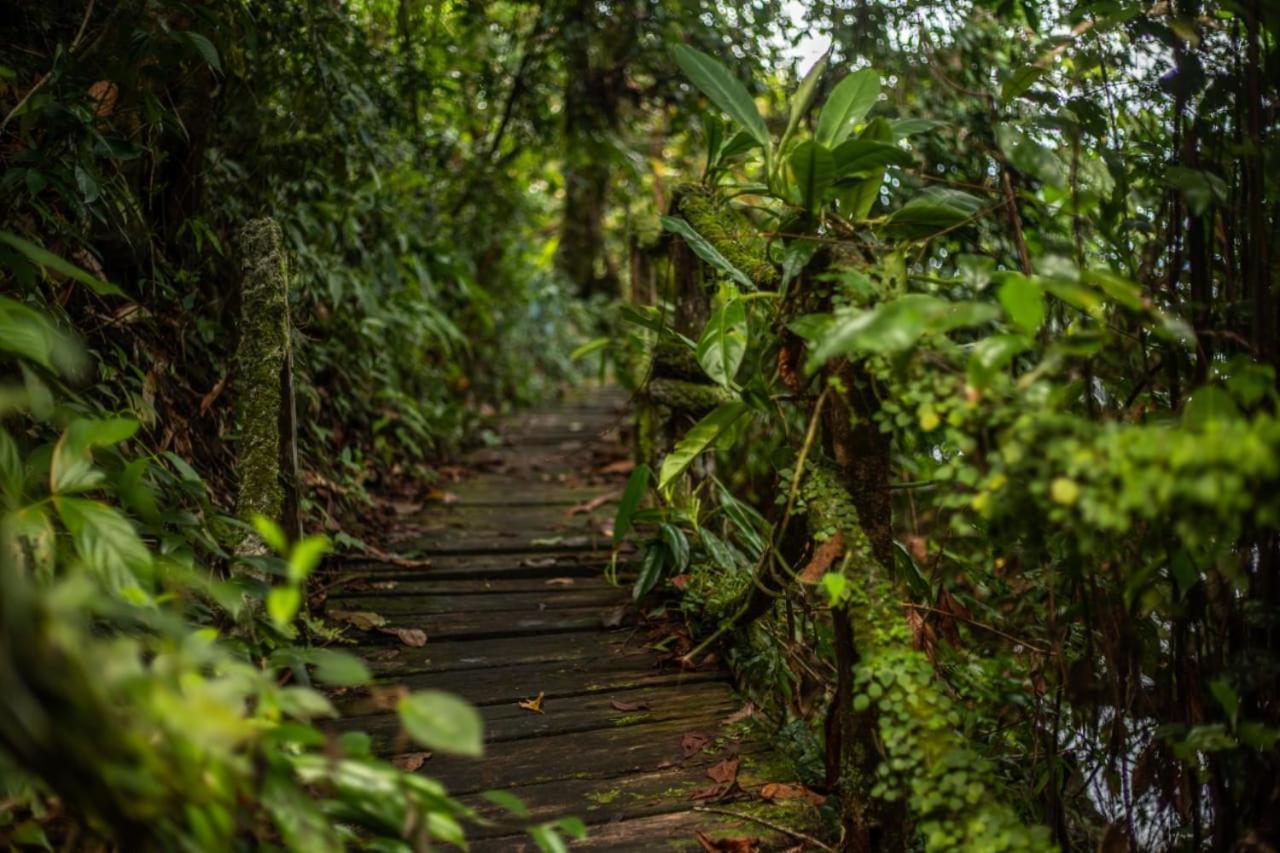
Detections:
[317, 387, 826, 850]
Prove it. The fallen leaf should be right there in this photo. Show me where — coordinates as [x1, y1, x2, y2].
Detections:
[523, 556, 558, 568]
[379, 627, 427, 647]
[365, 684, 410, 710]
[610, 698, 650, 712]
[426, 488, 459, 504]
[798, 530, 844, 584]
[518, 692, 545, 714]
[390, 500, 423, 515]
[723, 702, 756, 725]
[600, 604, 628, 628]
[565, 490, 620, 516]
[706, 757, 739, 785]
[599, 459, 636, 474]
[694, 831, 757, 852]
[758, 782, 826, 806]
[671, 574, 692, 590]
[330, 609, 388, 631]
[680, 731, 711, 758]
[391, 751, 432, 771]
[544, 577, 575, 586]
[88, 80, 118, 117]
[199, 376, 227, 416]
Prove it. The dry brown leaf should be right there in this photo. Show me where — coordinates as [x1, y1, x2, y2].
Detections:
[680, 731, 711, 758]
[330, 609, 387, 631]
[390, 500, 423, 516]
[695, 831, 757, 852]
[600, 604, 627, 628]
[610, 697, 650, 712]
[758, 782, 826, 806]
[798, 530, 844, 584]
[544, 577, 575, 586]
[391, 751, 432, 772]
[598, 459, 636, 474]
[426, 488, 459, 504]
[706, 757, 740, 785]
[523, 556, 558, 568]
[199, 377, 227, 416]
[88, 80, 118, 117]
[380, 627, 427, 647]
[365, 684, 410, 710]
[671, 573, 692, 590]
[518, 692, 545, 714]
[723, 702, 757, 725]
[565, 490, 620, 516]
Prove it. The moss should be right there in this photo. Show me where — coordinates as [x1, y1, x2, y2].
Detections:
[677, 184, 778, 288]
[233, 217, 291, 559]
[612, 712, 653, 726]
[651, 337, 704, 381]
[647, 378, 735, 414]
[586, 788, 621, 806]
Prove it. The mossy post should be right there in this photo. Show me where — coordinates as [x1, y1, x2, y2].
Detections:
[233, 217, 301, 560]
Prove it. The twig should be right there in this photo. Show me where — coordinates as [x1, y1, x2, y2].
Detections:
[901, 602, 1051, 655]
[1, 0, 96, 134]
[691, 806, 836, 852]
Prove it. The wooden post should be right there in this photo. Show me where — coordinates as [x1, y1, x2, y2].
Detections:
[233, 217, 301, 559]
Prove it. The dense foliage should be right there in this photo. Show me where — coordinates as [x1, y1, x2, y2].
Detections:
[2, 0, 1278, 850]
[614, 2, 1280, 850]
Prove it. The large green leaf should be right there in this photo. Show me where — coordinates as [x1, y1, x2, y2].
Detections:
[832, 139, 912, 178]
[398, 690, 484, 757]
[671, 44, 768, 147]
[55, 496, 152, 594]
[660, 216, 754, 289]
[0, 232, 122, 296]
[789, 141, 836, 212]
[812, 295, 946, 364]
[658, 401, 748, 489]
[781, 52, 830, 150]
[996, 125, 1065, 188]
[997, 274, 1046, 334]
[0, 297, 85, 375]
[696, 300, 748, 387]
[612, 464, 651, 543]
[815, 68, 880, 147]
[885, 188, 985, 236]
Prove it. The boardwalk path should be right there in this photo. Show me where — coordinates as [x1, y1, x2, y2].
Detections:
[326, 388, 820, 850]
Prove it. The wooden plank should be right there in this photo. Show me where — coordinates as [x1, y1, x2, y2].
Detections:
[339, 655, 722, 712]
[337, 604, 635, 643]
[335, 681, 737, 748]
[355, 629, 651, 676]
[403, 710, 748, 794]
[326, 587, 625, 615]
[472, 805, 795, 852]
[328, 575, 616, 598]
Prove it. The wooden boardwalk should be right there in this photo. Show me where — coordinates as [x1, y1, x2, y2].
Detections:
[325, 389, 821, 850]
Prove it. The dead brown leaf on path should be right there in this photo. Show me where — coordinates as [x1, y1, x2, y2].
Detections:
[798, 531, 844, 584]
[330, 609, 387, 631]
[523, 556, 558, 568]
[518, 692, 545, 714]
[544, 577, 575, 586]
[694, 831, 757, 852]
[598, 459, 635, 474]
[706, 757, 739, 786]
[390, 500, 423, 516]
[426, 488, 459, 504]
[365, 684, 409, 710]
[723, 702, 756, 725]
[565, 490, 620, 516]
[609, 697, 650, 712]
[391, 751, 432, 771]
[758, 782, 826, 806]
[379, 627, 427, 647]
[601, 604, 627, 628]
[681, 731, 711, 758]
